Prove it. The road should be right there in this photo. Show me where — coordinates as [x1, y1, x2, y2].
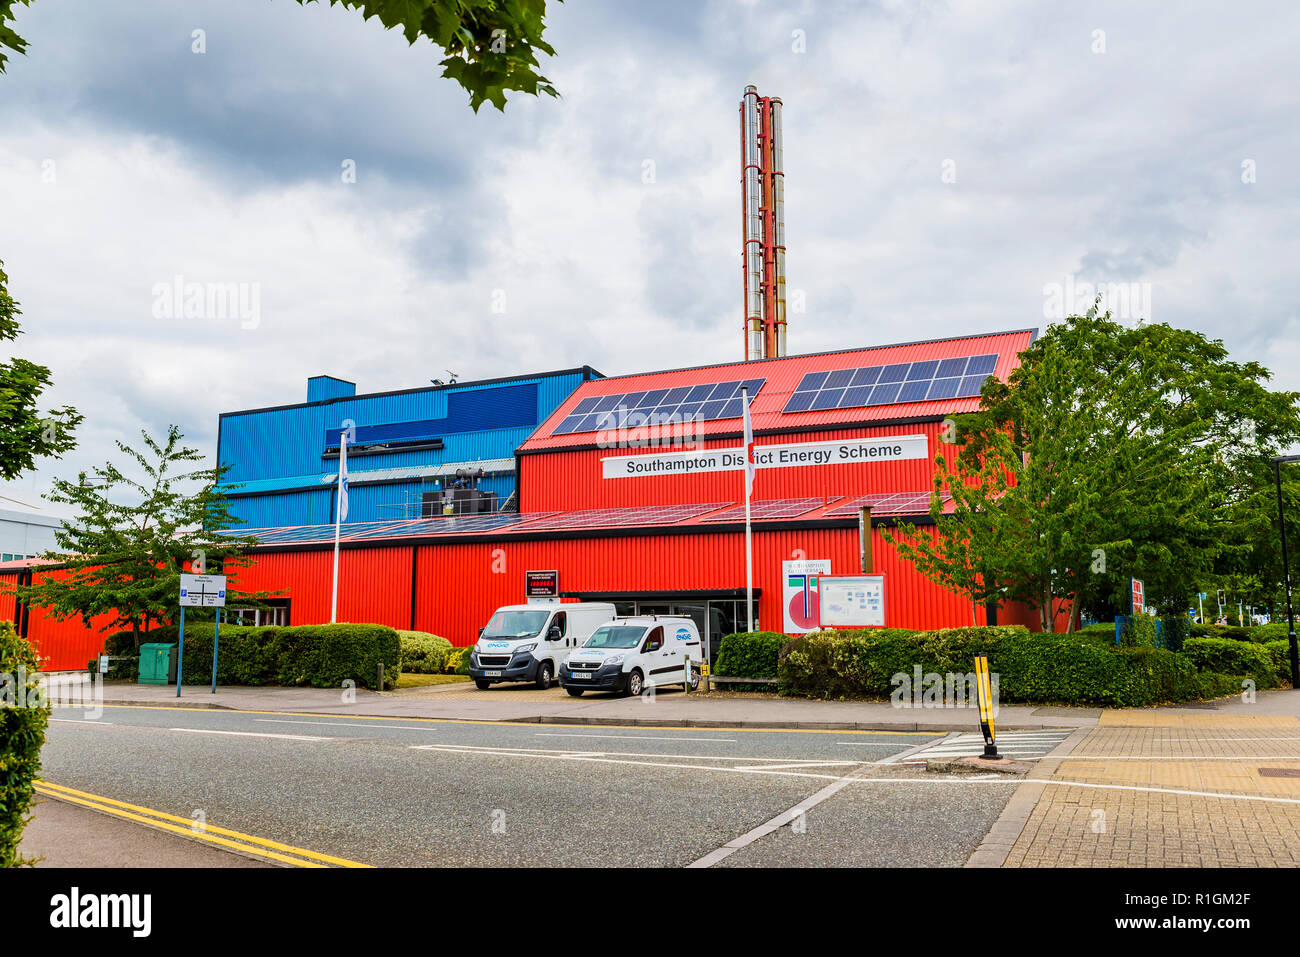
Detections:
[35, 704, 1027, 867]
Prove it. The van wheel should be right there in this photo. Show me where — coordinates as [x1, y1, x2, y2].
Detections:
[626, 669, 644, 697]
[475, 680, 492, 690]
[566, 688, 584, 697]
[686, 665, 700, 692]
[535, 660, 554, 690]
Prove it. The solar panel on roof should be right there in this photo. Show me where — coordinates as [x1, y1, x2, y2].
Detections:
[823, 492, 951, 518]
[348, 513, 543, 538]
[783, 354, 998, 414]
[552, 379, 766, 435]
[700, 498, 826, 523]
[514, 503, 729, 531]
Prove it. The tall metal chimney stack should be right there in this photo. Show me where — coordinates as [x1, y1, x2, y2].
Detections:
[740, 85, 787, 361]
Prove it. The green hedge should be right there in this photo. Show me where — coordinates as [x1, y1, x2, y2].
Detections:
[0, 621, 48, 866]
[1181, 637, 1277, 688]
[714, 632, 788, 679]
[777, 625, 1241, 707]
[399, 631, 454, 674]
[127, 622, 401, 690]
[1190, 622, 1293, 643]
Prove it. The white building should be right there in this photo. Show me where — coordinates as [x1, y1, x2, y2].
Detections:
[0, 508, 63, 563]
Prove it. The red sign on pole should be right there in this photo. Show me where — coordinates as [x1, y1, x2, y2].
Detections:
[1131, 579, 1145, 615]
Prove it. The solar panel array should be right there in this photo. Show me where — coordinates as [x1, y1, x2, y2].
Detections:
[700, 497, 827, 523]
[782, 354, 998, 414]
[348, 514, 548, 539]
[823, 491, 951, 517]
[512, 503, 731, 531]
[551, 379, 766, 435]
[236, 520, 403, 546]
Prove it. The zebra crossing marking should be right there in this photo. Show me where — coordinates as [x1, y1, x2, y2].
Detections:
[899, 729, 1072, 763]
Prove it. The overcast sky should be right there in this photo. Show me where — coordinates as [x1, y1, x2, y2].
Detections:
[1, 0, 1296, 516]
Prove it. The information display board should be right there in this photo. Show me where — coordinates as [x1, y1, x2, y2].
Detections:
[817, 575, 886, 628]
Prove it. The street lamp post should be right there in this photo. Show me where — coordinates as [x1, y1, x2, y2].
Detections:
[1273, 455, 1300, 688]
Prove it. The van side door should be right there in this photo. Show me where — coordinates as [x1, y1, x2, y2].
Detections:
[544, 610, 568, 665]
[641, 625, 680, 688]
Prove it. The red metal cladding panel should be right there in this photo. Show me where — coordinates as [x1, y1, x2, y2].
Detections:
[230, 547, 414, 630]
[521, 329, 1034, 452]
[520, 421, 957, 512]
[24, 570, 121, 671]
[0, 572, 17, 625]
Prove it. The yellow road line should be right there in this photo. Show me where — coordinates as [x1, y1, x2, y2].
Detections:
[96, 704, 943, 736]
[34, 780, 371, 868]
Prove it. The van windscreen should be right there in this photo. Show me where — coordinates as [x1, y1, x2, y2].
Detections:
[583, 625, 646, 650]
[482, 610, 551, 639]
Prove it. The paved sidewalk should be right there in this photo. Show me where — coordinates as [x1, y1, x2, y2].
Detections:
[20, 794, 271, 868]
[88, 680, 1103, 731]
[981, 704, 1300, 867]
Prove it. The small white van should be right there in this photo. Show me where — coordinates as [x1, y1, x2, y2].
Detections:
[558, 616, 703, 697]
[469, 603, 617, 690]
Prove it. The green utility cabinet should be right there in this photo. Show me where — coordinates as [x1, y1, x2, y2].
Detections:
[138, 643, 178, 685]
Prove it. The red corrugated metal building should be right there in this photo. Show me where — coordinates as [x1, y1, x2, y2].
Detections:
[4, 328, 1042, 669]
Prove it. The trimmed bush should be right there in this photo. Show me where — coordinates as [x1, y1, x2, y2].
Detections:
[714, 632, 788, 679]
[1118, 614, 1160, 648]
[1181, 637, 1277, 688]
[777, 625, 1239, 707]
[399, 631, 454, 674]
[141, 622, 400, 690]
[1263, 640, 1297, 686]
[0, 621, 49, 866]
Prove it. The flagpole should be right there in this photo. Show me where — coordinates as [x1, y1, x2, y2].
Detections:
[742, 386, 754, 633]
[331, 432, 346, 623]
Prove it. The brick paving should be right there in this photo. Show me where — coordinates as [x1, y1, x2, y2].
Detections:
[1002, 713, 1300, 867]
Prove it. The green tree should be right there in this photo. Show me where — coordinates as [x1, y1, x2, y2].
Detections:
[887, 311, 1300, 633]
[0, 259, 81, 480]
[17, 425, 267, 649]
[0, 0, 560, 112]
[0, 620, 48, 867]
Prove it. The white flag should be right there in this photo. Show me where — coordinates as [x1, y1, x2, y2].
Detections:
[337, 433, 349, 522]
[741, 387, 755, 499]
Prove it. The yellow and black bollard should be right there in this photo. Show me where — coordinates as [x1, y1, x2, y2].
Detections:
[974, 655, 1000, 760]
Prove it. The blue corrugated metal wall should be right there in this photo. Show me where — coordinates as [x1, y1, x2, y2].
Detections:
[218, 370, 591, 528]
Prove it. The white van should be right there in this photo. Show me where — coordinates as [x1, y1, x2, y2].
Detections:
[469, 603, 617, 690]
[558, 616, 703, 697]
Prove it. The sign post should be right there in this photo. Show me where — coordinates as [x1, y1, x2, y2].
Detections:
[1131, 578, 1145, 616]
[974, 655, 999, 760]
[179, 573, 227, 696]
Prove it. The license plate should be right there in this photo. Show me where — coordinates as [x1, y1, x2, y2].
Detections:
[569, 671, 592, 680]
[484, 670, 502, 677]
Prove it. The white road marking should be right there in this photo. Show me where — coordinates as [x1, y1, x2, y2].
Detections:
[413, 744, 860, 781]
[420, 742, 883, 764]
[536, 733, 737, 743]
[254, 719, 438, 731]
[49, 718, 113, 725]
[732, 761, 859, 771]
[168, 728, 331, 742]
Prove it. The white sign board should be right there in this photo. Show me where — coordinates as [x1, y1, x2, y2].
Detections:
[819, 575, 886, 628]
[782, 559, 832, 634]
[601, 434, 929, 479]
[180, 574, 227, 607]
